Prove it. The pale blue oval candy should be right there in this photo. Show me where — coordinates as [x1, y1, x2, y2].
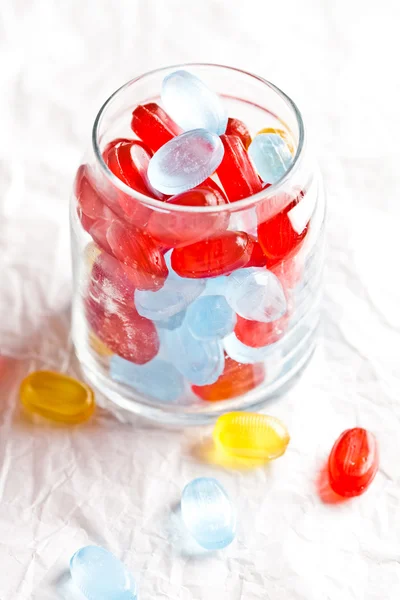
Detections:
[110, 355, 184, 402]
[163, 324, 224, 385]
[70, 545, 137, 600]
[181, 478, 236, 550]
[202, 275, 228, 297]
[186, 295, 236, 340]
[157, 309, 186, 330]
[248, 133, 293, 183]
[226, 267, 287, 323]
[147, 129, 224, 195]
[135, 274, 205, 321]
[162, 70, 228, 135]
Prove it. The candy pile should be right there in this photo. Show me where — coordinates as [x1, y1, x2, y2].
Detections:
[75, 69, 314, 405]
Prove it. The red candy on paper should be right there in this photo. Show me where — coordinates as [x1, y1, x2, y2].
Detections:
[107, 220, 168, 290]
[226, 117, 252, 149]
[234, 314, 289, 348]
[217, 135, 262, 202]
[192, 356, 265, 401]
[171, 230, 254, 278]
[328, 428, 379, 498]
[131, 102, 181, 152]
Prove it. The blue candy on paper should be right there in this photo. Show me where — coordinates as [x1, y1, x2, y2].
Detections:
[162, 70, 228, 135]
[181, 477, 236, 550]
[226, 267, 287, 323]
[110, 355, 184, 402]
[186, 295, 236, 340]
[248, 133, 293, 183]
[70, 545, 137, 600]
[135, 274, 205, 321]
[147, 129, 224, 195]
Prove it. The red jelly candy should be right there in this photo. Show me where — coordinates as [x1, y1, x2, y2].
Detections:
[91, 252, 136, 306]
[246, 236, 268, 267]
[234, 314, 289, 348]
[192, 356, 265, 401]
[257, 205, 308, 266]
[171, 231, 254, 278]
[107, 220, 168, 290]
[131, 103, 181, 152]
[74, 165, 116, 221]
[226, 117, 252, 149]
[147, 181, 229, 248]
[217, 135, 262, 202]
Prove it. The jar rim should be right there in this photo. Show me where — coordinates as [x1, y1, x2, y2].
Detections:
[92, 62, 305, 214]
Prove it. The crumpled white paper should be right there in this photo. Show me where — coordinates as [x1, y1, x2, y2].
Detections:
[1, 0, 400, 598]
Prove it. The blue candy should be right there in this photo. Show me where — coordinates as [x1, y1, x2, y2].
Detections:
[224, 331, 279, 364]
[147, 129, 224, 195]
[157, 309, 186, 330]
[226, 267, 287, 323]
[202, 275, 228, 297]
[162, 70, 227, 135]
[163, 324, 224, 385]
[181, 478, 236, 550]
[135, 274, 205, 321]
[110, 355, 184, 402]
[70, 545, 137, 600]
[248, 133, 293, 183]
[186, 295, 236, 340]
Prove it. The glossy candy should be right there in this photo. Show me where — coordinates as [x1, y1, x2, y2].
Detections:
[226, 117, 252, 149]
[110, 355, 184, 402]
[234, 314, 289, 348]
[226, 267, 287, 322]
[91, 252, 136, 306]
[257, 127, 295, 154]
[192, 356, 265, 401]
[162, 70, 227, 135]
[135, 274, 205, 321]
[20, 371, 95, 424]
[217, 134, 262, 201]
[186, 295, 236, 340]
[224, 332, 279, 364]
[248, 133, 293, 184]
[181, 478, 236, 550]
[328, 428, 379, 497]
[148, 129, 224, 195]
[157, 309, 186, 330]
[70, 545, 137, 600]
[171, 231, 254, 278]
[213, 412, 290, 460]
[257, 203, 308, 265]
[131, 102, 180, 152]
[246, 237, 268, 268]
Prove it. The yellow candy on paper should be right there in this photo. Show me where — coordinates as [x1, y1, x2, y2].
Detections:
[20, 371, 95, 424]
[257, 127, 295, 155]
[213, 412, 290, 460]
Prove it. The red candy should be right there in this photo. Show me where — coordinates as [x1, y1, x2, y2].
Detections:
[91, 252, 136, 306]
[107, 220, 168, 290]
[257, 204, 308, 266]
[217, 135, 262, 202]
[74, 165, 115, 222]
[192, 356, 265, 401]
[328, 428, 379, 498]
[147, 180, 229, 248]
[171, 231, 254, 278]
[131, 102, 181, 152]
[234, 314, 289, 348]
[226, 118, 252, 149]
[246, 236, 268, 268]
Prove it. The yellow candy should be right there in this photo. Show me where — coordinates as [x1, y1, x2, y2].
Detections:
[257, 127, 295, 155]
[213, 412, 290, 461]
[20, 371, 95, 424]
[89, 331, 113, 357]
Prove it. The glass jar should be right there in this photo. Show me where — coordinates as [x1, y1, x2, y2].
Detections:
[70, 63, 325, 425]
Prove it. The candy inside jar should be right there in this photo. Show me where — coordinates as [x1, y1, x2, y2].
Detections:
[71, 64, 324, 423]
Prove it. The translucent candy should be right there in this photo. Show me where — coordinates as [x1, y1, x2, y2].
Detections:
[135, 274, 205, 321]
[226, 117, 252, 149]
[131, 102, 181, 152]
[257, 202, 308, 265]
[192, 356, 265, 401]
[91, 252, 136, 306]
[110, 355, 184, 402]
[157, 309, 186, 330]
[248, 133, 293, 184]
[202, 275, 229, 296]
[148, 129, 224, 195]
[70, 545, 137, 600]
[257, 126, 295, 154]
[181, 478, 236, 550]
[224, 332, 278, 364]
[213, 412, 290, 460]
[217, 134, 262, 201]
[89, 331, 113, 357]
[246, 236, 268, 268]
[163, 324, 224, 385]
[234, 314, 289, 348]
[226, 267, 287, 322]
[328, 428, 379, 497]
[186, 295, 236, 340]
[20, 371, 95, 424]
[162, 70, 228, 135]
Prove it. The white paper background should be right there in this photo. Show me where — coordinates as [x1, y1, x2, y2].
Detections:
[1, 0, 400, 598]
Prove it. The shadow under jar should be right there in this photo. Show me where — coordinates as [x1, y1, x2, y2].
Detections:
[70, 63, 325, 425]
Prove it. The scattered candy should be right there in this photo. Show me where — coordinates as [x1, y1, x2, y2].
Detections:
[135, 274, 205, 321]
[217, 134, 262, 201]
[131, 102, 180, 152]
[186, 295, 236, 340]
[110, 355, 184, 402]
[248, 133, 293, 183]
[192, 356, 265, 401]
[328, 428, 379, 497]
[226, 117, 252, 149]
[20, 371, 95, 424]
[70, 545, 137, 600]
[148, 129, 224, 195]
[213, 412, 290, 460]
[181, 477, 236, 550]
[234, 314, 289, 348]
[226, 267, 287, 322]
[162, 70, 227, 135]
